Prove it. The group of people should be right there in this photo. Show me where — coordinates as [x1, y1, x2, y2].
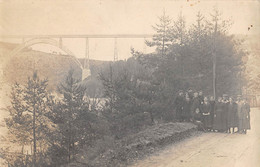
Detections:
[174, 89, 251, 134]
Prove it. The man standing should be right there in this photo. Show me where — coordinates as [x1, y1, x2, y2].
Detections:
[213, 97, 224, 132]
[198, 91, 204, 105]
[242, 98, 251, 134]
[222, 94, 229, 132]
[202, 97, 212, 130]
[227, 97, 238, 133]
[191, 92, 201, 121]
[183, 94, 192, 122]
[174, 90, 185, 122]
[209, 96, 216, 131]
[237, 95, 244, 133]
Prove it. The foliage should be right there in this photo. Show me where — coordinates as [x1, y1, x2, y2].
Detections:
[145, 10, 173, 55]
[134, 10, 246, 98]
[99, 59, 163, 138]
[4, 71, 51, 166]
[2, 9, 248, 167]
[46, 69, 106, 166]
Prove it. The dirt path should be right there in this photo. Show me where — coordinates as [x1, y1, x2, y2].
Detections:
[130, 108, 260, 167]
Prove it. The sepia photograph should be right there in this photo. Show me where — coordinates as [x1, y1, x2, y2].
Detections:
[0, 0, 259, 166]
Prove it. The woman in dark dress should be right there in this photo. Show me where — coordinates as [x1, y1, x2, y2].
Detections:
[241, 99, 251, 134]
[191, 92, 201, 120]
[191, 92, 205, 131]
[202, 97, 212, 130]
[237, 97, 244, 133]
[182, 94, 192, 122]
[227, 97, 238, 133]
[213, 97, 224, 132]
[222, 95, 229, 133]
[174, 91, 185, 122]
[209, 96, 215, 131]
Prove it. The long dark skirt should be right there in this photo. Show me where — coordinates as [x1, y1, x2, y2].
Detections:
[213, 111, 222, 131]
[238, 112, 250, 131]
[227, 110, 238, 128]
[202, 114, 212, 129]
[176, 108, 182, 121]
[182, 111, 191, 121]
[245, 117, 251, 130]
[221, 111, 228, 131]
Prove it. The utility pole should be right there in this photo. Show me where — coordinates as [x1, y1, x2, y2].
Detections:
[179, 11, 185, 89]
[213, 51, 216, 99]
[212, 12, 218, 100]
[196, 12, 204, 90]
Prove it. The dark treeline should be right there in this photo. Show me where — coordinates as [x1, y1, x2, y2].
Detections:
[1, 9, 247, 167]
[98, 9, 247, 134]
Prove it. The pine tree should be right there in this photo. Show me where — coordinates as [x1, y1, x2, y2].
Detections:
[47, 69, 99, 165]
[188, 11, 210, 90]
[171, 12, 187, 45]
[24, 71, 49, 166]
[146, 10, 172, 55]
[5, 83, 31, 148]
[5, 71, 50, 167]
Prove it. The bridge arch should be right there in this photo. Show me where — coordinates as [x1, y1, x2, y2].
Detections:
[8, 38, 83, 70]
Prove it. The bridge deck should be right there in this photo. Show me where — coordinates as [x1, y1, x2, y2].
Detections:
[0, 34, 154, 39]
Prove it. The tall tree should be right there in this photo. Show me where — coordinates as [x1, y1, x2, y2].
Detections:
[188, 11, 210, 90]
[5, 83, 31, 149]
[146, 10, 172, 55]
[24, 71, 49, 167]
[5, 71, 50, 167]
[170, 12, 188, 88]
[46, 69, 100, 165]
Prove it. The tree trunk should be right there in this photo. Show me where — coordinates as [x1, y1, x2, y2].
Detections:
[213, 16, 218, 99]
[33, 103, 36, 167]
[213, 53, 216, 99]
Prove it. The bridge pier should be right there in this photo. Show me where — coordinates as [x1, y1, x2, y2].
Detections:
[114, 38, 118, 62]
[82, 38, 91, 81]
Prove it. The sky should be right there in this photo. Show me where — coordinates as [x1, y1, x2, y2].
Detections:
[0, 0, 259, 61]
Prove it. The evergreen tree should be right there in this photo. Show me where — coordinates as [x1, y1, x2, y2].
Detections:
[5, 83, 31, 148]
[146, 10, 173, 55]
[5, 71, 50, 167]
[47, 69, 99, 165]
[171, 12, 188, 45]
[134, 8, 246, 102]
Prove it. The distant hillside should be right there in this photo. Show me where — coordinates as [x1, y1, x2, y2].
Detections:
[0, 42, 110, 91]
